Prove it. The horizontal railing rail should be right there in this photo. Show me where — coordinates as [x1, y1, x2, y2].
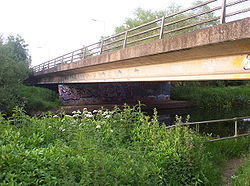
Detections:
[32, 0, 250, 73]
[167, 116, 250, 142]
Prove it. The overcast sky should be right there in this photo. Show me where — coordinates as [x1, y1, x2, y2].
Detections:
[1, 0, 249, 66]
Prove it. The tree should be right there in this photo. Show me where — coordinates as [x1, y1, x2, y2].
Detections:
[0, 35, 31, 114]
[112, 1, 218, 47]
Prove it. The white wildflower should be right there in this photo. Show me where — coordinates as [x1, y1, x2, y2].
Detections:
[72, 111, 77, 114]
[105, 115, 111, 118]
[73, 114, 80, 117]
[83, 108, 87, 111]
[102, 111, 109, 116]
[76, 110, 81, 114]
[61, 129, 65, 132]
[53, 115, 59, 118]
[96, 125, 101, 129]
[110, 129, 113, 133]
[48, 126, 52, 128]
[98, 110, 102, 113]
[93, 110, 98, 113]
[85, 113, 93, 118]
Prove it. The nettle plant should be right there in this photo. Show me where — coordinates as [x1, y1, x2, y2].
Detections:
[0, 105, 213, 185]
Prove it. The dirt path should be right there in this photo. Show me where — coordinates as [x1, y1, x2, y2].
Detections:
[221, 158, 245, 186]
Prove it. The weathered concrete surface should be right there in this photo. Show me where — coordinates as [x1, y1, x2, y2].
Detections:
[33, 18, 250, 83]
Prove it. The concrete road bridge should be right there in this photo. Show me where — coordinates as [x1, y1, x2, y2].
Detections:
[31, 0, 250, 108]
[32, 0, 250, 83]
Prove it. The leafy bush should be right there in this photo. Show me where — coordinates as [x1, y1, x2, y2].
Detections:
[0, 106, 215, 185]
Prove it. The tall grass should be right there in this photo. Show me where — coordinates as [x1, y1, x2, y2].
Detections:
[171, 86, 250, 109]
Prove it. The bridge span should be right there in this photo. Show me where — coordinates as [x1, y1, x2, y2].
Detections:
[32, 0, 250, 84]
[33, 18, 250, 84]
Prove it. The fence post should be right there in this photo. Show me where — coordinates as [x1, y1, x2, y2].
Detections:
[220, 0, 227, 24]
[159, 16, 165, 39]
[234, 120, 238, 136]
[123, 31, 128, 48]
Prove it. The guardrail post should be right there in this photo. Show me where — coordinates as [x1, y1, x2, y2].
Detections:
[71, 51, 74, 63]
[61, 56, 64, 64]
[234, 120, 238, 136]
[220, 0, 227, 24]
[100, 40, 104, 54]
[123, 31, 128, 48]
[159, 16, 165, 39]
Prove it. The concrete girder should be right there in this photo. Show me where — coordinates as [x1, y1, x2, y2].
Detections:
[36, 54, 250, 83]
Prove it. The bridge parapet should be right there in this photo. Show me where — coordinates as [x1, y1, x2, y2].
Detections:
[32, 0, 250, 73]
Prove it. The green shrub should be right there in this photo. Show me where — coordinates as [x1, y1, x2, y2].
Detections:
[0, 106, 215, 185]
[0, 106, 248, 185]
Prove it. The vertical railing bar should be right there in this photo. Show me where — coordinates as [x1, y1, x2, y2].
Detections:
[100, 41, 104, 54]
[159, 16, 165, 39]
[71, 51, 74, 63]
[234, 120, 238, 136]
[220, 0, 227, 24]
[123, 31, 128, 48]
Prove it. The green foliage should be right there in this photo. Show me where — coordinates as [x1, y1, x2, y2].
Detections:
[0, 35, 31, 85]
[113, 2, 218, 48]
[0, 35, 59, 114]
[0, 105, 218, 185]
[17, 85, 60, 112]
[1, 106, 249, 185]
[171, 86, 250, 110]
[0, 35, 30, 114]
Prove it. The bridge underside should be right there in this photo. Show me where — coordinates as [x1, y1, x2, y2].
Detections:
[34, 18, 250, 84]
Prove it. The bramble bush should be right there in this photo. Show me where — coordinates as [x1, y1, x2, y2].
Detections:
[0, 105, 237, 185]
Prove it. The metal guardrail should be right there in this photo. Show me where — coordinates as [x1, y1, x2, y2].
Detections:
[167, 116, 250, 142]
[32, 0, 250, 73]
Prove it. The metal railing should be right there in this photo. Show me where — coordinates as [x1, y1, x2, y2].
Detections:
[167, 116, 250, 142]
[32, 0, 250, 73]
